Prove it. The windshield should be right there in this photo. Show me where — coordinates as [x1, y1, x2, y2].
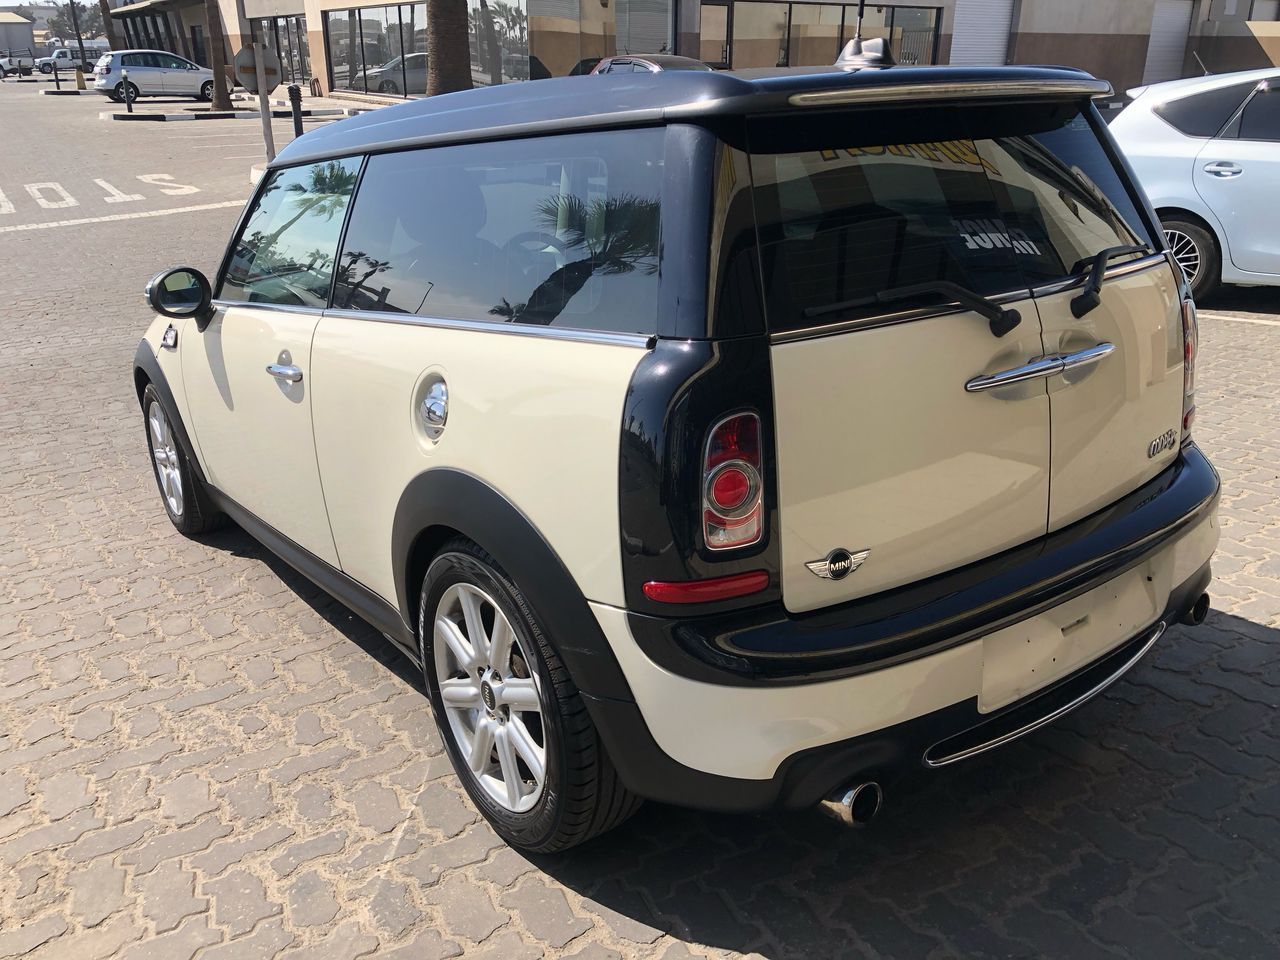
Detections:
[748, 101, 1158, 331]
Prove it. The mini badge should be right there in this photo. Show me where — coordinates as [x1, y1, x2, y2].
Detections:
[805, 548, 870, 581]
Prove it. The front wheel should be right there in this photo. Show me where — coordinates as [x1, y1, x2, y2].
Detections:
[142, 385, 224, 536]
[200, 80, 214, 101]
[1162, 217, 1220, 301]
[40, 62, 53, 74]
[420, 541, 641, 852]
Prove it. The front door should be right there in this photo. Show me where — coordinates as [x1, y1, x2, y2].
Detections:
[1195, 80, 1280, 277]
[181, 157, 362, 567]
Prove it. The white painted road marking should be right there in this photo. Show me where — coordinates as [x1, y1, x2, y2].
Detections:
[25, 182, 78, 209]
[1199, 312, 1280, 327]
[136, 174, 200, 196]
[94, 179, 145, 204]
[0, 188, 12, 215]
[0, 200, 243, 234]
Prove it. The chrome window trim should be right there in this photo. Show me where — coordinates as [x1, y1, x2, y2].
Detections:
[770, 253, 1171, 345]
[211, 298, 325, 317]
[787, 79, 1112, 108]
[320, 306, 655, 348]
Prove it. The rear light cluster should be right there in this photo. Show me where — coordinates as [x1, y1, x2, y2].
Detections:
[1181, 298, 1197, 439]
[99, 65, 110, 75]
[703, 412, 764, 550]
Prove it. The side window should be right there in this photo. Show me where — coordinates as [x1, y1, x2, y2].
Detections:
[219, 158, 361, 307]
[1238, 87, 1280, 141]
[1154, 81, 1258, 137]
[333, 130, 664, 334]
[121, 53, 141, 68]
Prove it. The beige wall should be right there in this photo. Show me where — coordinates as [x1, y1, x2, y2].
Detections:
[1007, 0, 1158, 95]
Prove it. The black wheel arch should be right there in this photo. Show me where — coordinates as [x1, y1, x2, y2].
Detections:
[392, 469, 634, 703]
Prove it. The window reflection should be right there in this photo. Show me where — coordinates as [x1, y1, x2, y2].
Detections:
[221, 159, 361, 308]
[333, 130, 664, 334]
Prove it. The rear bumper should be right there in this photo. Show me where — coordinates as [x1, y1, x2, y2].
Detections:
[586, 445, 1219, 808]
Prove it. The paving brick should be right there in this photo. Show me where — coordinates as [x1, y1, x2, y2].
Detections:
[424, 874, 508, 942]
[277, 920, 378, 960]
[191, 823, 297, 877]
[0, 914, 68, 959]
[156, 773, 218, 825]
[119, 818, 232, 874]
[204, 868, 282, 937]
[117, 913, 221, 960]
[68, 859, 133, 927]
[270, 829, 347, 877]
[136, 860, 208, 933]
[199, 918, 295, 960]
[502, 878, 593, 949]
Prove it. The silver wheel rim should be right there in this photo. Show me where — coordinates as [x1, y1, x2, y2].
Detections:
[147, 400, 184, 518]
[1165, 228, 1201, 286]
[433, 582, 547, 813]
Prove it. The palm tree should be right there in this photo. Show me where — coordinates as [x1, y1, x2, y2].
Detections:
[475, 0, 502, 85]
[490, 194, 660, 326]
[427, 0, 472, 95]
[202, 0, 231, 109]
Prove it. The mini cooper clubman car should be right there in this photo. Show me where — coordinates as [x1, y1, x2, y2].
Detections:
[134, 63, 1220, 852]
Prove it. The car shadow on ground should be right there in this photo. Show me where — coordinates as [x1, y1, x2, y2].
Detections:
[198, 524, 1280, 959]
[1199, 287, 1280, 314]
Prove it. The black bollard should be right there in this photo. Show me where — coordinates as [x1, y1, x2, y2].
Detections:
[122, 68, 132, 113]
[52, 60, 60, 90]
[287, 84, 303, 138]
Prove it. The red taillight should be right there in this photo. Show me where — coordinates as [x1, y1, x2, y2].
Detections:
[703, 412, 763, 551]
[100, 65, 110, 75]
[1181, 298, 1197, 441]
[643, 570, 770, 604]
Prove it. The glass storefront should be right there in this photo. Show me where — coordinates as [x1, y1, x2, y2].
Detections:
[713, 2, 939, 69]
[251, 16, 312, 85]
[323, 0, 675, 98]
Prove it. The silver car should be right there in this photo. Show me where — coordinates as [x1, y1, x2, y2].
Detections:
[1111, 68, 1280, 299]
[93, 49, 216, 102]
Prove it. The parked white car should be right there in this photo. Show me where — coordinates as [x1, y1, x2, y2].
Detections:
[0, 49, 35, 76]
[1111, 68, 1280, 299]
[93, 49, 216, 102]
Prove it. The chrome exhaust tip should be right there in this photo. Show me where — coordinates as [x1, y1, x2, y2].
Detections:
[822, 781, 883, 827]
[1180, 592, 1211, 627]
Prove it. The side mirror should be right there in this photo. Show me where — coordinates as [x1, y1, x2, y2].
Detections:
[146, 266, 213, 327]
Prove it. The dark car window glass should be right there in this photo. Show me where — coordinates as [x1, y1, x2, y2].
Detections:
[1154, 81, 1258, 137]
[334, 129, 664, 334]
[121, 53, 141, 67]
[1238, 87, 1280, 141]
[748, 103, 1155, 331]
[219, 157, 361, 307]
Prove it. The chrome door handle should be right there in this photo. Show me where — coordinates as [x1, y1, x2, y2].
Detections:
[266, 363, 303, 382]
[965, 342, 1114, 393]
[964, 355, 1063, 393]
[1203, 161, 1241, 178]
[1058, 341, 1115, 371]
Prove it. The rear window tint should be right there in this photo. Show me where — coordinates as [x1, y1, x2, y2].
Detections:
[1154, 81, 1258, 137]
[748, 103, 1157, 331]
[333, 129, 664, 334]
[1238, 87, 1280, 141]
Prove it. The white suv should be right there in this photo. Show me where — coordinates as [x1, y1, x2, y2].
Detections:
[134, 66, 1220, 851]
[1111, 68, 1280, 299]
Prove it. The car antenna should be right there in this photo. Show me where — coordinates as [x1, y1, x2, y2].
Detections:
[1192, 51, 1212, 76]
[834, 0, 898, 69]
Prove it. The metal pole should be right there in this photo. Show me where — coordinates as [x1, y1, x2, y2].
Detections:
[287, 83, 302, 138]
[67, 1, 88, 71]
[122, 67, 132, 112]
[254, 43, 276, 162]
[53, 60, 61, 90]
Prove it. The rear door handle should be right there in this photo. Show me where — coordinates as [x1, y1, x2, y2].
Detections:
[266, 363, 303, 382]
[1203, 161, 1242, 178]
[965, 343, 1114, 393]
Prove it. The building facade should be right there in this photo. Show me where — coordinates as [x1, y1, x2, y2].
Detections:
[105, 0, 1280, 101]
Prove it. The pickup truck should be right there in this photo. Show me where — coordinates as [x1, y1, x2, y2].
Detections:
[0, 48, 36, 77]
[36, 46, 106, 74]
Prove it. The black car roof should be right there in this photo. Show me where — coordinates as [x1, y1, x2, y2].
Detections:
[272, 65, 1108, 168]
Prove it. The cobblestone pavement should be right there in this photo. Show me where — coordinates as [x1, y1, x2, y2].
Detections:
[2, 82, 1279, 959]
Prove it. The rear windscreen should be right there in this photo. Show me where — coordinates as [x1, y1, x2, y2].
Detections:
[748, 102, 1160, 332]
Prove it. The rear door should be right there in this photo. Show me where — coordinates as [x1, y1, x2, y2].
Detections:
[973, 106, 1183, 530]
[1194, 79, 1280, 277]
[749, 109, 1053, 614]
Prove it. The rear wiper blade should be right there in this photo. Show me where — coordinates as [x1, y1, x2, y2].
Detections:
[1070, 244, 1151, 318]
[804, 280, 1022, 338]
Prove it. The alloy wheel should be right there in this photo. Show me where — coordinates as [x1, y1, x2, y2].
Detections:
[433, 583, 547, 813]
[1165, 228, 1201, 287]
[147, 400, 184, 518]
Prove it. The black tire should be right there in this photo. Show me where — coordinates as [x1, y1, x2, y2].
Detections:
[114, 81, 140, 103]
[40, 62, 52, 74]
[379, 79, 400, 95]
[420, 539, 641, 853]
[141, 384, 225, 537]
[1162, 216, 1220, 301]
[200, 80, 214, 101]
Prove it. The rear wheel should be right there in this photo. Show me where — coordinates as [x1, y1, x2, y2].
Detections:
[420, 540, 641, 852]
[1162, 216, 1219, 301]
[114, 81, 140, 103]
[200, 80, 214, 101]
